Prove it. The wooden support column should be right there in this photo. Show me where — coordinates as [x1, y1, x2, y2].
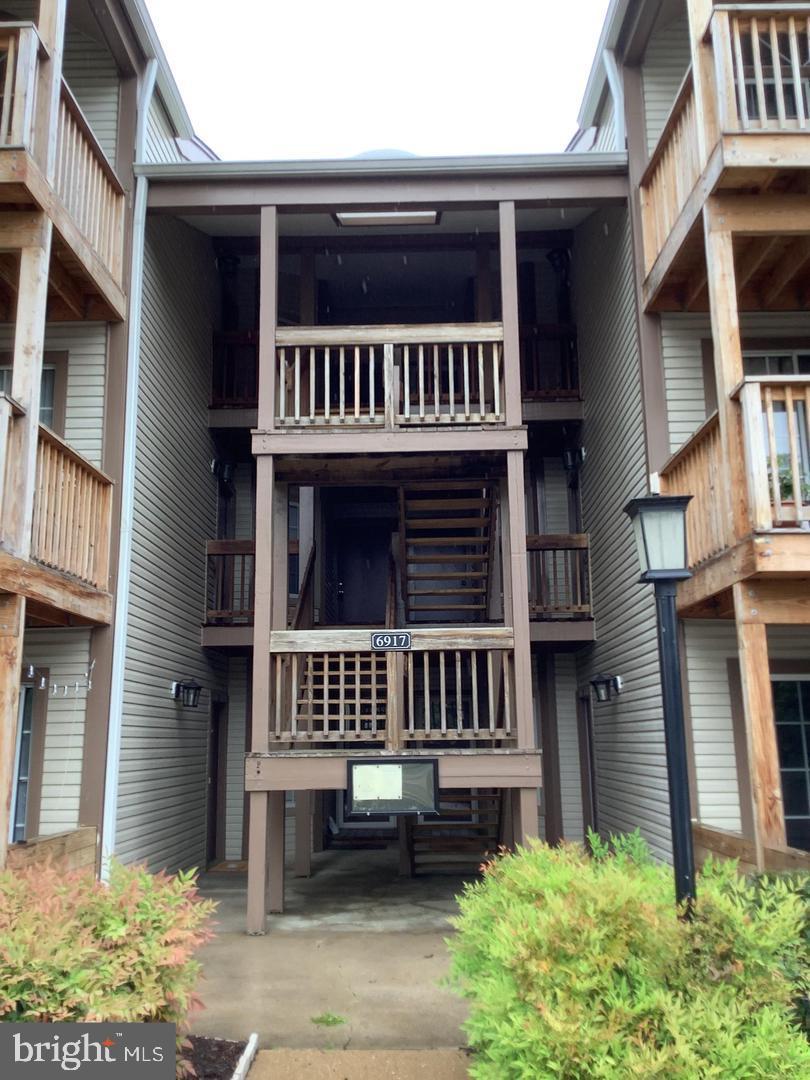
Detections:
[703, 207, 749, 543]
[506, 450, 535, 750]
[733, 583, 786, 867]
[512, 787, 539, 848]
[312, 791, 325, 853]
[499, 201, 522, 427]
[268, 790, 286, 913]
[258, 206, 278, 431]
[294, 790, 312, 878]
[247, 454, 274, 933]
[686, 0, 719, 170]
[0, 230, 52, 868]
[33, 0, 67, 180]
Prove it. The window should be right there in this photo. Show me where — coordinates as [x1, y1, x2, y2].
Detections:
[0, 366, 58, 430]
[772, 679, 810, 852]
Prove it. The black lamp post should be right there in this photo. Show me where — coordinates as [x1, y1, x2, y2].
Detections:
[624, 494, 696, 912]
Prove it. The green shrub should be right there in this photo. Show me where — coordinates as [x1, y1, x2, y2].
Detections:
[448, 833, 810, 1079]
[0, 860, 215, 1076]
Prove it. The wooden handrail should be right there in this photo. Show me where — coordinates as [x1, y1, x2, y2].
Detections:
[205, 539, 255, 556]
[37, 424, 113, 486]
[640, 69, 696, 187]
[270, 627, 514, 653]
[660, 411, 720, 476]
[292, 543, 317, 631]
[276, 323, 504, 347]
[526, 533, 588, 551]
[58, 79, 124, 193]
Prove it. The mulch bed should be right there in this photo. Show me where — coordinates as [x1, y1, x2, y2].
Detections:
[185, 1035, 247, 1079]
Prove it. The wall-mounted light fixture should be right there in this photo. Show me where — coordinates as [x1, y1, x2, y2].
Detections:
[171, 678, 203, 708]
[590, 673, 623, 703]
[563, 447, 586, 476]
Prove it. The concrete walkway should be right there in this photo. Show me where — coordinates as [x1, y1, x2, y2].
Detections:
[191, 846, 472, 1054]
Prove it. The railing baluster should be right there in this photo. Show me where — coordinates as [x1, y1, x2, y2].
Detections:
[309, 347, 315, 420]
[785, 387, 804, 520]
[487, 651, 495, 735]
[439, 651, 447, 735]
[278, 349, 286, 421]
[404, 345, 411, 419]
[769, 18, 787, 128]
[354, 652, 361, 736]
[369, 345, 375, 420]
[324, 347, 330, 420]
[455, 650, 463, 734]
[418, 344, 425, 420]
[503, 654, 512, 735]
[471, 651, 479, 735]
[750, 17, 768, 127]
[433, 344, 440, 419]
[339, 347, 346, 420]
[463, 344, 471, 419]
[290, 653, 298, 737]
[478, 343, 485, 417]
[354, 346, 360, 420]
[294, 346, 301, 421]
[492, 343, 501, 419]
[423, 652, 430, 734]
[274, 655, 282, 737]
[407, 652, 414, 735]
[0, 35, 15, 142]
[764, 386, 783, 522]
[370, 649, 377, 736]
[788, 17, 806, 128]
[448, 344, 455, 419]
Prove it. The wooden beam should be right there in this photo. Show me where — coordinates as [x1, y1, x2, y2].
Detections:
[47, 255, 85, 318]
[736, 579, 810, 624]
[0, 212, 49, 251]
[252, 428, 527, 456]
[0, 550, 113, 624]
[506, 450, 534, 750]
[733, 583, 786, 863]
[763, 237, 810, 306]
[736, 236, 779, 293]
[258, 206, 277, 431]
[711, 194, 810, 236]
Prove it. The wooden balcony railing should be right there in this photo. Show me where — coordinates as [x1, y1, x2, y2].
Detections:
[639, 71, 700, 274]
[519, 326, 579, 400]
[736, 377, 810, 529]
[660, 412, 732, 568]
[0, 23, 38, 148]
[274, 324, 505, 428]
[205, 539, 255, 624]
[711, 6, 810, 134]
[526, 534, 591, 618]
[55, 82, 125, 285]
[212, 332, 259, 408]
[267, 627, 515, 746]
[31, 426, 113, 589]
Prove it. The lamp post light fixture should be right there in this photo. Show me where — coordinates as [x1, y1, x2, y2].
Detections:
[171, 678, 203, 708]
[624, 494, 695, 912]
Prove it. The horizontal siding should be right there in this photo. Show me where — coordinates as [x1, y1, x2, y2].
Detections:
[63, 29, 120, 164]
[0, 323, 107, 467]
[117, 216, 225, 872]
[22, 628, 91, 836]
[642, 11, 691, 154]
[683, 621, 742, 831]
[573, 207, 671, 861]
[143, 96, 185, 164]
[225, 657, 247, 859]
[767, 626, 810, 661]
[593, 95, 616, 152]
[662, 312, 810, 455]
[555, 654, 584, 841]
[233, 464, 255, 540]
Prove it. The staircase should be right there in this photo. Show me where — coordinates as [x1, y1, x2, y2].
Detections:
[410, 789, 502, 874]
[399, 481, 496, 622]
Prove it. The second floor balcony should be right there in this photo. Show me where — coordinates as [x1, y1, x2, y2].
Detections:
[0, 22, 126, 318]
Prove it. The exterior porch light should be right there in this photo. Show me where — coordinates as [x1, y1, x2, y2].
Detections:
[590, 673, 622, 703]
[171, 678, 203, 708]
[624, 493, 695, 913]
[334, 210, 439, 227]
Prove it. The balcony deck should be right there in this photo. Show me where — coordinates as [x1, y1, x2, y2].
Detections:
[0, 23, 126, 321]
[0, 402, 113, 624]
[639, 6, 810, 312]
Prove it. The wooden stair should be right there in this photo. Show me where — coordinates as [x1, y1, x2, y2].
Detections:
[410, 789, 502, 874]
[399, 481, 496, 622]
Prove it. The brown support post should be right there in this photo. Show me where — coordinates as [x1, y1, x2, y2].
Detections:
[268, 790, 286, 913]
[294, 790, 312, 878]
[398, 815, 414, 877]
[312, 791, 324, 853]
[258, 206, 278, 431]
[498, 201, 522, 428]
[0, 233, 52, 867]
[733, 584, 785, 867]
[246, 455, 274, 932]
[506, 450, 534, 750]
[703, 207, 749, 543]
[512, 787, 539, 848]
[537, 653, 563, 844]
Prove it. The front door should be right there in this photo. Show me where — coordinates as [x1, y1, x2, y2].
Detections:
[331, 519, 391, 625]
[772, 679, 810, 852]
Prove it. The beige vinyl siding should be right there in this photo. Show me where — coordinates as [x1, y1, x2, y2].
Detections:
[573, 207, 670, 861]
[683, 623, 810, 831]
[22, 628, 91, 835]
[233, 464, 255, 540]
[555, 654, 584, 841]
[0, 323, 107, 467]
[642, 11, 691, 154]
[542, 458, 569, 532]
[143, 96, 185, 164]
[662, 312, 810, 455]
[683, 621, 742, 831]
[116, 216, 225, 872]
[593, 95, 616, 152]
[63, 29, 120, 164]
[225, 657, 247, 859]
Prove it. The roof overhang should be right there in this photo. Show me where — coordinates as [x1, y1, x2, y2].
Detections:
[577, 0, 633, 129]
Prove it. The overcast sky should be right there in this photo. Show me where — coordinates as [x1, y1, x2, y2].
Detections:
[143, 1, 611, 161]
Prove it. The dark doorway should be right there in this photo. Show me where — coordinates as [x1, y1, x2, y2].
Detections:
[207, 702, 227, 866]
[322, 488, 397, 626]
